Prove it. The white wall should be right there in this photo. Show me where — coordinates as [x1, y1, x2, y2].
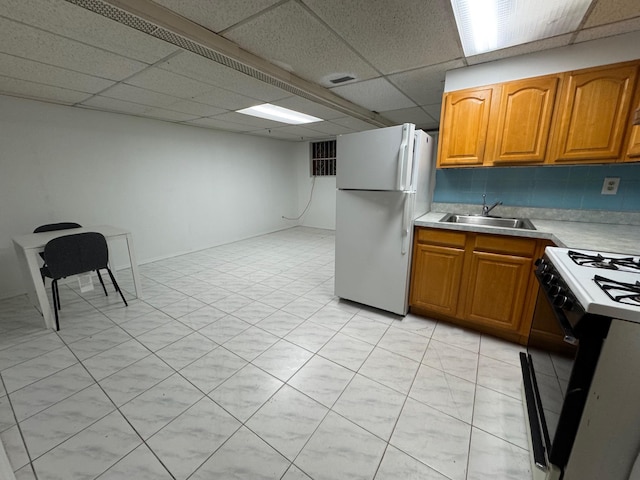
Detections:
[445, 30, 640, 91]
[293, 142, 336, 230]
[0, 95, 299, 298]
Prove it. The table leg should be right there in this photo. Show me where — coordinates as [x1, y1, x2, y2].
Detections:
[126, 233, 143, 299]
[13, 240, 37, 306]
[13, 241, 54, 329]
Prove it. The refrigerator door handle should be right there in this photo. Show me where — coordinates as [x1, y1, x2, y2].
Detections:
[396, 124, 411, 190]
[401, 192, 412, 255]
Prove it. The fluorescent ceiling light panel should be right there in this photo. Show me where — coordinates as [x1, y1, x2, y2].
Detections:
[236, 103, 322, 124]
[450, 0, 592, 56]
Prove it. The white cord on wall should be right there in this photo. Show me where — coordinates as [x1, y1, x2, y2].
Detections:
[282, 176, 317, 221]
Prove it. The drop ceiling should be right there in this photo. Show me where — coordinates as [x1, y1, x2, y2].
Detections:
[0, 0, 638, 141]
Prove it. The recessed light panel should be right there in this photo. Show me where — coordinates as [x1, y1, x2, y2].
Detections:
[450, 0, 592, 56]
[236, 104, 322, 124]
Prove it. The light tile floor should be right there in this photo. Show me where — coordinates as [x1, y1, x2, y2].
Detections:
[0, 227, 532, 480]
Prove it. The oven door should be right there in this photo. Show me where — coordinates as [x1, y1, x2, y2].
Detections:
[522, 272, 611, 476]
[525, 288, 577, 467]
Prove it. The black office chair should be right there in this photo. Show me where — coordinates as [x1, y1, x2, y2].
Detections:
[42, 232, 128, 330]
[34, 222, 109, 296]
[34, 222, 82, 234]
[34, 223, 82, 263]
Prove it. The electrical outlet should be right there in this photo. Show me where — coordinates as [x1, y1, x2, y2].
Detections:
[601, 177, 620, 195]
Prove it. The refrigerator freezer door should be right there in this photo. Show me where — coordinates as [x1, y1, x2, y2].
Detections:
[335, 189, 415, 315]
[336, 124, 415, 191]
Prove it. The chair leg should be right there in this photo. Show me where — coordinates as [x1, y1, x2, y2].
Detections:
[52, 280, 60, 331]
[106, 268, 128, 307]
[54, 280, 61, 311]
[96, 269, 108, 296]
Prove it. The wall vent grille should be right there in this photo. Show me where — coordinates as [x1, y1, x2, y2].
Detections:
[310, 140, 336, 176]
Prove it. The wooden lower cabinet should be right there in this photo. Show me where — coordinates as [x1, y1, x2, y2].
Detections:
[410, 243, 464, 316]
[410, 227, 551, 344]
[463, 251, 532, 332]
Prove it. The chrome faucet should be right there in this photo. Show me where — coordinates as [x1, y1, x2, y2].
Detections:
[481, 194, 502, 216]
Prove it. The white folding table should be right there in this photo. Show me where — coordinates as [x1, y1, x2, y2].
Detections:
[12, 225, 142, 330]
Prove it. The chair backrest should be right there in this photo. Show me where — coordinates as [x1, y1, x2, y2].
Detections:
[44, 232, 109, 279]
[34, 222, 82, 233]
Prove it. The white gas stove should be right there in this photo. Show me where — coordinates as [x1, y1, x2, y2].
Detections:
[545, 247, 640, 322]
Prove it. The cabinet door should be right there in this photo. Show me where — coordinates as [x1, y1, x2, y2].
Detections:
[626, 126, 640, 160]
[410, 243, 464, 316]
[624, 89, 640, 161]
[551, 63, 638, 163]
[463, 251, 532, 332]
[489, 76, 559, 164]
[438, 87, 494, 167]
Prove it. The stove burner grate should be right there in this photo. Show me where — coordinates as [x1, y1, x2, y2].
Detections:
[594, 275, 640, 306]
[569, 250, 640, 271]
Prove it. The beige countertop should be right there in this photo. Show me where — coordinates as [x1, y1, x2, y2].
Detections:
[414, 211, 640, 253]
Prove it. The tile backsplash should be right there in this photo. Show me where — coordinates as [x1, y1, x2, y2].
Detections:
[433, 164, 640, 211]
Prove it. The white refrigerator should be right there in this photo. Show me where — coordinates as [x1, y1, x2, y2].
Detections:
[334, 123, 435, 315]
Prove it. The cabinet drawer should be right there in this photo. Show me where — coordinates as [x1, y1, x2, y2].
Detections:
[416, 228, 466, 247]
[473, 234, 537, 257]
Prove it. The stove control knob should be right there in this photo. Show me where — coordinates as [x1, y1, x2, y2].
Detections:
[542, 273, 556, 285]
[553, 295, 573, 309]
[548, 285, 562, 297]
[535, 259, 548, 274]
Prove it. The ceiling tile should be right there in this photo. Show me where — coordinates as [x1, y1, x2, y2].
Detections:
[422, 103, 443, 123]
[304, 0, 464, 75]
[0, 75, 92, 105]
[466, 35, 573, 66]
[185, 117, 256, 132]
[583, 0, 640, 27]
[575, 18, 640, 43]
[272, 96, 345, 120]
[302, 120, 357, 136]
[379, 107, 435, 128]
[223, 1, 378, 87]
[80, 96, 153, 115]
[157, 51, 290, 101]
[0, 0, 179, 63]
[0, 53, 114, 93]
[330, 78, 415, 112]
[144, 108, 200, 122]
[125, 68, 214, 98]
[0, 17, 147, 81]
[330, 116, 380, 132]
[151, 0, 282, 32]
[388, 60, 465, 106]
[164, 99, 227, 117]
[101, 84, 179, 108]
[210, 112, 286, 129]
[191, 87, 261, 110]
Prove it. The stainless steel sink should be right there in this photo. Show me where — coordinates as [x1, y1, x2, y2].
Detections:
[439, 213, 536, 230]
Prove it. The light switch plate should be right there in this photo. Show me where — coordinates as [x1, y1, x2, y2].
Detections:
[601, 177, 620, 195]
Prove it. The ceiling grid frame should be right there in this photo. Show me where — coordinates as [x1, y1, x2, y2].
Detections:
[62, 0, 393, 128]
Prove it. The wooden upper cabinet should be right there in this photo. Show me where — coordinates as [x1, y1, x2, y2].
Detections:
[437, 87, 495, 167]
[487, 76, 559, 165]
[626, 125, 640, 160]
[624, 86, 640, 161]
[550, 62, 639, 164]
